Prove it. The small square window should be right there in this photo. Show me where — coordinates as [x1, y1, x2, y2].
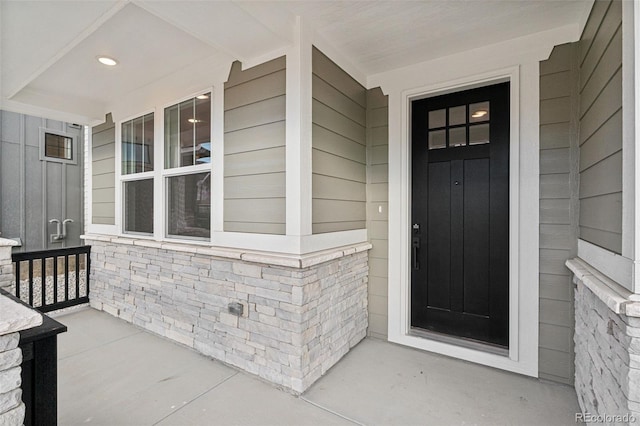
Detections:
[122, 113, 154, 174]
[165, 93, 211, 168]
[45, 133, 73, 160]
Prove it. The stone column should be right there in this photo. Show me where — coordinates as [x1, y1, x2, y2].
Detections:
[0, 296, 42, 425]
[0, 238, 42, 425]
[0, 238, 18, 291]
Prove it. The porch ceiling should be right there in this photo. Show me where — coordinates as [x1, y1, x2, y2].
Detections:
[0, 0, 590, 124]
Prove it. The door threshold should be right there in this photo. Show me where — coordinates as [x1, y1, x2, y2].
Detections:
[409, 327, 509, 357]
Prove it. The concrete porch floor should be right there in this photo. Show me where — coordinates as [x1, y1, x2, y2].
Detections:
[56, 308, 581, 425]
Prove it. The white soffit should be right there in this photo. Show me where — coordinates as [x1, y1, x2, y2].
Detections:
[12, 4, 226, 111]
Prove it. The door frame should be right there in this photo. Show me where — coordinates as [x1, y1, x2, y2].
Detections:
[388, 65, 539, 377]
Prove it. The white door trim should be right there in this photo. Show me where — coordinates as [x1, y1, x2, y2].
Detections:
[388, 65, 539, 377]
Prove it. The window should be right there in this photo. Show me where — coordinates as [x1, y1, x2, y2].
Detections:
[163, 92, 212, 239]
[121, 113, 154, 235]
[122, 113, 154, 174]
[40, 128, 77, 164]
[165, 93, 211, 168]
[427, 101, 491, 149]
[45, 133, 73, 160]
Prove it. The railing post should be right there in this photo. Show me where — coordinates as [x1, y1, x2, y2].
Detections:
[0, 238, 18, 292]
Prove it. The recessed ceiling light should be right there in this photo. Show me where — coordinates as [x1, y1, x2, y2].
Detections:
[97, 56, 118, 66]
[471, 110, 488, 118]
[196, 95, 209, 100]
[188, 118, 204, 124]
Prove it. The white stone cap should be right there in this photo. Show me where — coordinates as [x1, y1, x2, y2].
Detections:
[82, 234, 372, 269]
[0, 238, 19, 247]
[567, 257, 640, 317]
[0, 295, 43, 335]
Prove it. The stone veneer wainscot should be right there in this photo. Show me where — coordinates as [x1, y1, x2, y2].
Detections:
[84, 235, 370, 393]
[568, 258, 640, 423]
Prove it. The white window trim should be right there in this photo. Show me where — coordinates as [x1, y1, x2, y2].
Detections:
[116, 108, 156, 236]
[39, 127, 78, 165]
[386, 65, 539, 377]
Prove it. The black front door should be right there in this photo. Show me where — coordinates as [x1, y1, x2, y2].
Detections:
[411, 82, 510, 348]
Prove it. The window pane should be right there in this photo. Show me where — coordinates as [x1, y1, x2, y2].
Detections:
[469, 101, 490, 123]
[428, 130, 446, 149]
[449, 105, 466, 126]
[124, 179, 154, 234]
[122, 114, 154, 174]
[165, 93, 211, 168]
[168, 172, 210, 238]
[469, 124, 490, 145]
[428, 109, 446, 129]
[449, 127, 466, 147]
[45, 133, 72, 160]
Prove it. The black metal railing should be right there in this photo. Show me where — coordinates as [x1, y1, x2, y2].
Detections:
[12, 246, 91, 313]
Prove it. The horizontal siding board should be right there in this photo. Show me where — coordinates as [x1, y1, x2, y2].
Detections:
[539, 323, 573, 352]
[92, 216, 115, 225]
[580, 0, 621, 88]
[92, 130, 115, 148]
[312, 124, 366, 164]
[312, 47, 366, 107]
[312, 174, 366, 202]
[540, 224, 574, 249]
[369, 183, 388, 202]
[540, 148, 570, 174]
[93, 158, 116, 175]
[540, 71, 571, 100]
[92, 187, 115, 203]
[313, 149, 365, 183]
[224, 198, 285, 224]
[579, 151, 622, 198]
[579, 109, 621, 168]
[540, 122, 571, 149]
[368, 221, 388, 240]
[540, 97, 570, 125]
[370, 239, 388, 259]
[579, 226, 621, 253]
[224, 173, 285, 199]
[225, 147, 285, 177]
[224, 121, 285, 155]
[312, 75, 366, 126]
[367, 202, 388, 221]
[540, 274, 574, 302]
[225, 57, 286, 89]
[369, 107, 388, 127]
[313, 99, 365, 145]
[540, 43, 572, 75]
[371, 127, 388, 146]
[93, 143, 115, 162]
[540, 299, 573, 327]
[312, 221, 366, 234]
[312, 199, 365, 223]
[224, 222, 285, 235]
[225, 69, 286, 111]
[369, 276, 388, 297]
[225, 96, 286, 133]
[92, 202, 115, 218]
[540, 173, 570, 199]
[580, 68, 622, 142]
[367, 88, 388, 109]
[580, 0, 612, 61]
[371, 145, 388, 165]
[540, 199, 571, 225]
[539, 249, 572, 276]
[369, 257, 388, 278]
[368, 313, 388, 338]
[580, 28, 622, 117]
[539, 348, 573, 382]
[579, 192, 622, 233]
[369, 165, 388, 184]
[92, 173, 115, 190]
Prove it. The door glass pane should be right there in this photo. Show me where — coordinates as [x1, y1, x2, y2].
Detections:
[469, 101, 490, 123]
[428, 109, 446, 129]
[449, 105, 466, 126]
[428, 130, 446, 149]
[449, 127, 466, 147]
[469, 124, 490, 145]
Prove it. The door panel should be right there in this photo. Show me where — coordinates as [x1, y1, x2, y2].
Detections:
[411, 82, 510, 348]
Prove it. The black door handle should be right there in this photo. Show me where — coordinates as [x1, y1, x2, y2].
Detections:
[412, 237, 420, 270]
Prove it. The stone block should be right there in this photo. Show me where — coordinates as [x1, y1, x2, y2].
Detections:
[0, 388, 21, 415]
[0, 368, 20, 395]
[0, 335, 18, 353]
[0, 350, 21, 372]
[0, 402, 24, 425]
